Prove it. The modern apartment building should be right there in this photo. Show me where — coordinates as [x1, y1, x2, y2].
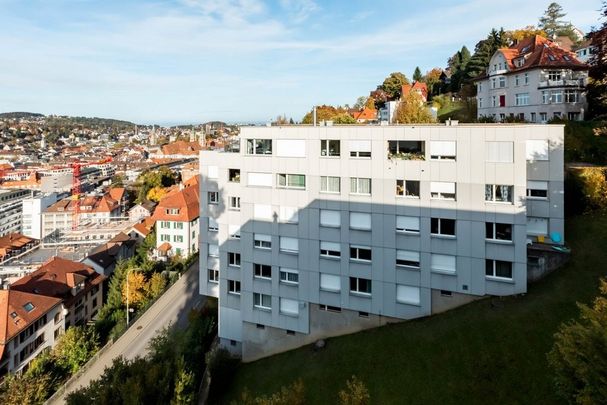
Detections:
[475, 35, 588, 122]
[0, 189, 30, 237]
[21, 192, 58, 239]
[199, 124, 564, 361]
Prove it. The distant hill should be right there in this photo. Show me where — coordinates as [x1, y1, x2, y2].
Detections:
[46, 115, 136, 127]
[0, 112, 44, 119]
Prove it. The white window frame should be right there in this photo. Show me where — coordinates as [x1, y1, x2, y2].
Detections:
[228, 280, 241, 295]
[349, 277, 372, 296]
[279, 237, 299, 254]
[485, 222, 513, 242]
[228, 252, 241, 267]
[228, 196, 240, 211]
[208, 218, 218, 232]
[253, 263, 272, 279]
[396, 216, 420, 234]
[349, 212, 372, 231]
[277, 173, 306, 190]
[485, 184, 514, 204]
[350, 245, 372, 262]
[396, 250, 420, 269]
[349, 140, 372, 158]
[350, 177, 372, 196]
[254, 233, 272, 250]
[320, 176, 341, 194]
[430, 217, 456, 237]
[208, 268, 219, 283]
[253, 293, 272, 310]
[279, 298, 299, 316]
[248, 172, 273, 187]
[430, 141, 456, 160]
[431, 254, 456, 274]
[228, 225, 241, 239]
[320, 241, 341, 259]
[246, 138, 272, 155]
[396, 285, 421, 305]
[396, 180, 420, 198]
[279, 268, 299, 285]
[527, 181, 548, 200]
[320, 273, 341, 293]
[320, 209, 341, 228]
[321, 139, 341, 157]
[485, 259, 513, 280]
[208, 244, 219, 257]
[208, 191, 219, 205]
[430, 182, 456, 200]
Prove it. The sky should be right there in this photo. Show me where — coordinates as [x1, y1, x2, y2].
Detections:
[0, 0, 603, 125]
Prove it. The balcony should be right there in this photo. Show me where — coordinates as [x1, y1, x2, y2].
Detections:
[387, 141, 425, 161]
[538, 78, 586, 89]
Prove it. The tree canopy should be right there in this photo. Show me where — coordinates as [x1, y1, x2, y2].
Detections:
[394, 92, 435, 124]
[381, 72, 410, 99]
[539, 2, 568, 38]
[587, 2, 607, 118]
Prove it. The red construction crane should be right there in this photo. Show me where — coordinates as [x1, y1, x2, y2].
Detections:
[70, 156, 113, 230]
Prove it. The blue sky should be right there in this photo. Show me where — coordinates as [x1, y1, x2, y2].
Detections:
[0, 0, 603, 125]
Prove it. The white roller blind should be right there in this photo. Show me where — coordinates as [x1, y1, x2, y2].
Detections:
[320, 209, 340, 227]
[248, 172, 272, 187]
[228, 225, 240, 237]
[431, 254, 456, 273]
[486, 142, 513, 163]
[396, 216, 420, 232]
[208, 165, 218, 179]
[253, 204, 273, 220]
[320, 274, 341, 292]
[430, 141, 456, 156]
[279, 298, 299, 315]
[396, 285, 421, 305]
[320, 241, 340, 252]
[276, 139, 306, 157]
[397, 250, 420, 262]
[430, 182, 456, 193]
[349, 140, 371, 152]
[208, 244, 219, 257]
[527, 217, 548, 235]
[350, 212, 371, 230]
[279, 206, 299, 223]
[208, 218, 218, 230]
[526, 140, 549, 160]
[527, 181, 548, 190]
[254, 233, 272, 242]
[280, 237, 299, 252]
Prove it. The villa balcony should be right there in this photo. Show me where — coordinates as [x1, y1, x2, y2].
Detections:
[538, 78, 586, 89]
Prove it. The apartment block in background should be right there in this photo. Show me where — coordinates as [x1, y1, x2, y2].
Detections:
[199, 124, 564, 361]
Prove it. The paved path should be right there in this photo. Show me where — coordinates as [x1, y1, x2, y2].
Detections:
[50, 261, 202, 404]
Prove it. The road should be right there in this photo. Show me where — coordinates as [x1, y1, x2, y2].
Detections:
[49, 260, 202, 404]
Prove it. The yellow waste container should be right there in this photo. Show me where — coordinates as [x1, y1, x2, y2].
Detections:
[537, 235, 545, 243]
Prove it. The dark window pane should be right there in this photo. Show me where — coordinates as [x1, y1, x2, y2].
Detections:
[495, 223, 512, 240]
[496, 261, 513, 278]
[442, 219, 456, 235]
[431, 218, 439, 234]
[359, 248, 372, 261]
[485, 222, 493, 239]
[349, 277, 356, 290]
[485, 260, 493, 276]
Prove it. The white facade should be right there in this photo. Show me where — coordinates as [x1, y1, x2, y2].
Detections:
[156, 218, 200, 257]
[22, 193, 58, 239]
[379, 101, 399, 123]
[0, 189, 30, 237]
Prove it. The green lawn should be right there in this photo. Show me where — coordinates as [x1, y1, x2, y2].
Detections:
[218, 212, 607, 404]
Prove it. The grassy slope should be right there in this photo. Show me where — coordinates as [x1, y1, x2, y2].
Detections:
[219, 212, 607, 404]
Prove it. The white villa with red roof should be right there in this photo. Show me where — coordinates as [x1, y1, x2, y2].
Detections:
[153, 176, 200, 258]
[475, 35, 589, 122]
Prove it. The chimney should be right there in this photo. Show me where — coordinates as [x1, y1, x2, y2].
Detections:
[313, 107, 317, 127]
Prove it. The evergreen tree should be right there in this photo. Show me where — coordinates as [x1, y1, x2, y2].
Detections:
[413, 66, 423, 82]
[539, 2, 568, 38]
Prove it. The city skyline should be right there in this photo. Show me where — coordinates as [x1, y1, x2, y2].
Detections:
[0, 0, 602, 124]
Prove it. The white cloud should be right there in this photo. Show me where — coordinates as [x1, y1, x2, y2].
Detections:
[279, 0, 319, 23]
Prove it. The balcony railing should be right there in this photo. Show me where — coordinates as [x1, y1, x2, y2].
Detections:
[538, 78, 586, 88]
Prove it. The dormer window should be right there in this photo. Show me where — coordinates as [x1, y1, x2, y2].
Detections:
[167, 208, 179, 215]
[10, 311, 17, 319]
[23, 302, 35, 312]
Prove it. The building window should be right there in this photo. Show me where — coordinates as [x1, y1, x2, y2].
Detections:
[478, 98, 483, 109]
[160, 234, 170, 242]
[228, 252, 241, 267]
[429, 141, 456, 160]
[319, 304, 341, 312]
[228, 280, 241, 294]
[320, 241, 341, 259]
[320, 176, 341, 193]
[485, 259, 513, 279]
[396, 215, 420, 234]
[515, 75, 520, 86]
[548, 70, 561, 81]
[277, 173, 306, 189]
[491, 78, 496, 89]
[208, 218, 218, 232]
[350, 245, 372, 262]
[396, 285, 421, 305]
[246, 139, 272, 155]
[431, 254, 456, 274]
[279, 237, 299, 254]
[160, 221, 170, 229]
[486, 141, 513, 163]
[254, 233, 272, 249]
[253, 293, 272, 310]
[208, 244, 219, 257]
[541, 91, 550, 104]
[387, 140, 425, 160]
[248, 172, 273, 187]
[350, 177, 372, 195]
[485, 222, 513, 241]
[208, 191, 219, 205]
[173, 235, 183, 243]
[431, 218, 456, 237]
[524, 73, 529, 84]
[349, 140, 372, 158]
[228, 225, 241, 239]
[552, 90, 563, 104]
[320, 273, 341, 292]
[349, 212, 371, 231]
[491, 95, 497, 107]
[515, 93, 530, 106]
[320, 209, 341, 228]
[349, 277, 372, 295]
[485, 184, 514, 203]
[527, 217, 549, 235]
[498, 77, 506, 88]
[280, 298, 299, 316]
[430, 182, 456, 200]
[208, 268, 219, 283]
[396, 180, 420, 198]
[279, 268, 299, 284]
[229, 168, 240, 182]
[279, 206, 299, 223]
[564, 90, 579, 103]
[540, 112, 548, 122]
[174, 222, 183, 229]
[527, 181, 548, 199]
[229, 197, 240, 211]
[396, 250, 420, 268]
[254, 263, 272, 279]
[321, 140, 341, 157]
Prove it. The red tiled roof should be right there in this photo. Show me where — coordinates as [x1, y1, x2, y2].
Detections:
[158, 242, 172, 252]
[351, 107, 377, 121]
[161, 141, 202, 156]
[152, 182, 199, 222]
[131, 222, 152, 237]
[0, 289, 62, 359]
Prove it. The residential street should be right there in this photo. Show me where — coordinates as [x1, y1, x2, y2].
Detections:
[49, 260, 202, 404]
